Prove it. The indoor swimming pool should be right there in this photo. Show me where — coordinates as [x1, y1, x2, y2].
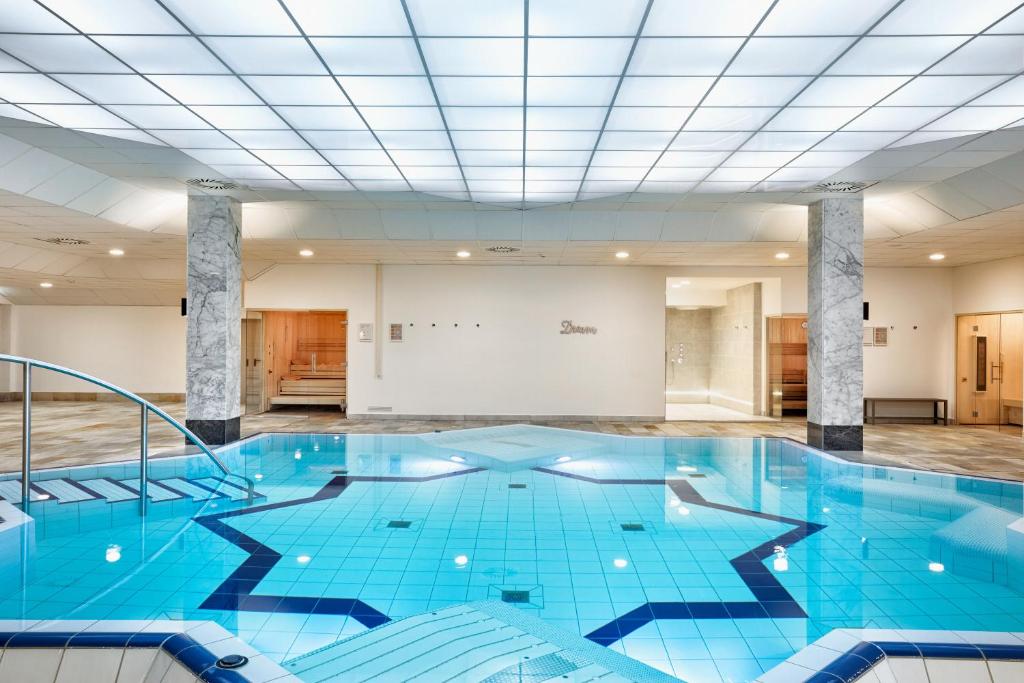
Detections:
[2, 426, 1023, 682]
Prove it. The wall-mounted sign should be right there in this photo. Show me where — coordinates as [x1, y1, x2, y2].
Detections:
[873, 327, 888, 347]
[561, 320, 597, 335]
[389, 323, 403, 342]
[358, 323, 373, 342]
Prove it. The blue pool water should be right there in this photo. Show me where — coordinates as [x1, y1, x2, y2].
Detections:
[2, 426, 1023, 682]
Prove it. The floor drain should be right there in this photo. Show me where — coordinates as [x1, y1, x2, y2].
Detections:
[509, 483, 527, 489]
[387, 520, 412, 529]
[501, 590, 531, 603]
[621, 523, 645, 532]
[216, 655, 248, 669]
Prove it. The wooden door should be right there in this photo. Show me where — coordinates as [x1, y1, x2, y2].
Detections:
[1000, 312, 1023, 432]
[957, 314, 1002, 424]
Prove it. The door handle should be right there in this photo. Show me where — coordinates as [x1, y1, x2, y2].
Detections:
[992, 362, 1002, 382]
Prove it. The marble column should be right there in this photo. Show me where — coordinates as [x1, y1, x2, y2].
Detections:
[807, 197, 864, 451]
[185, 194, 241, 445]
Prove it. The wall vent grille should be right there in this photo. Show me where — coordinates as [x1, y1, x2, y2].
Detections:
[485, 245, 521, 254]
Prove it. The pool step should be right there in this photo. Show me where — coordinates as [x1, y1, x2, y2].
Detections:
[283, 601, 678, 683]
[0, 475, 264, 506]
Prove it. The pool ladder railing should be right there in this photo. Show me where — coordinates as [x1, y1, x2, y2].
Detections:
[0, 353, 256, 515]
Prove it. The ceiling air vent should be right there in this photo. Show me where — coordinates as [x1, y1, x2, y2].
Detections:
[35, 237, 90, 246]
[485, 245, 521, 254]
[186, 178, 238, 191]
[806, 180, 873, 193]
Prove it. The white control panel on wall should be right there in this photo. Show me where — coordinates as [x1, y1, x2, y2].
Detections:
[358, 323, 373, 342]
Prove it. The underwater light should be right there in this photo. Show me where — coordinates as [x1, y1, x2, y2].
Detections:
[772, 546, 788, 572]
[254, 473, 263, 480]
[454, 554, 469, 566]
[297, 555, 311, 564]
[928, 562, 944, 573]
[450, 455, 466, 463]
[613, 558, 628, 569]
[556, 456, 571, 463]
[294, 450, 302, 460]
[105, 544, 122, 563]
[676, 465, 697, 473]
[677, 506, 690, 516]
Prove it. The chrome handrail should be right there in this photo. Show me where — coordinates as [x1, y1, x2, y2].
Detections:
[0, 353, 255, 514]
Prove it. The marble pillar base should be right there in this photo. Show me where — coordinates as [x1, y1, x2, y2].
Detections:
[808, 422, 863, 451]
[186, 417, 240, 446]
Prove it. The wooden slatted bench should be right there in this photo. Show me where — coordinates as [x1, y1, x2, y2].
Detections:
[864, 397, 948, 425]
[269, 362, 346, 409]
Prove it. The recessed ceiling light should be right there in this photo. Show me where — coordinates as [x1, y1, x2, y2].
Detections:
[456, 250, 471, 258]
[615, 251, 630, 259]
[108, 248, 124, 256]
[299, 249, 314, 257]
[775, 252, 790, 260]
[40, 282, 53, 288]
[929, 253, 945, 261]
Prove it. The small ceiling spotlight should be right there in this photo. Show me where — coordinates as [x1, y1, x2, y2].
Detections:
[775, 252, 790, 260]
[108, 248, 124, 256]
[929, 253, 945, 261]
[40, 282, 53, 288]
[456, 250, 471, 258]
[615, 251, 630, 259]
[299, 249, 314, 257]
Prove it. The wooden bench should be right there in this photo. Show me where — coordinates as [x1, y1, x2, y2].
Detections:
[864, 397, 948, 425]
[270, 362, 346, 409]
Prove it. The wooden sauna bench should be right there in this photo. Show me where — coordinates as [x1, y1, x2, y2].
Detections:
[270, 362, 346, 409]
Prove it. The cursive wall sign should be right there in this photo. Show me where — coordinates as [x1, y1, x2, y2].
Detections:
[561, 320, 597, 335]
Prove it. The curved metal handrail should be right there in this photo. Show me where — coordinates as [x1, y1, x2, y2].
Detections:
[0, 353, 255, 511]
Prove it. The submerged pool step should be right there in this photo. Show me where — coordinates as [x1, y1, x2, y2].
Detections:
[0, 475, 263, 506]
[284, 601, 679, 683]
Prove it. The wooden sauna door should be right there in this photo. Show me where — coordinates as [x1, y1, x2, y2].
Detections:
[1000, 312, 1023, 433]
[956, 314, 1002, 424]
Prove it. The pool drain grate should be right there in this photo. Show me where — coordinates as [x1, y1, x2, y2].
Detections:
[387, 520, 412, 529]
[620, 523, 645, 532]
[509, 483, 527, 489]
[501, 590, 531, 603]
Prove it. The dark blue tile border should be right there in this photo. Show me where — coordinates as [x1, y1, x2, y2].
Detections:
[191, 458, 824, 645]
[194, 467, 485, 629]
[0, 630, 251, 682]
[803, 638, 1024, 683]
[531, 467, 826, 646]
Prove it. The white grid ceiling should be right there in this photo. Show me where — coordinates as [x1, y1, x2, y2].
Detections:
[2, 0, 1024, 205]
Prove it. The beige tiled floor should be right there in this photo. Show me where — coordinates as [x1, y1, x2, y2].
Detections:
[1, 400, 1023, 481]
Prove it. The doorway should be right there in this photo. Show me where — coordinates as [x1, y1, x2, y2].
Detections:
[261, 310, 348, 412]
[765, 316, 808, 418]
[956, 312, 1023, 435]
[241, 317, 264, 415]
[664, 278, 772, 421]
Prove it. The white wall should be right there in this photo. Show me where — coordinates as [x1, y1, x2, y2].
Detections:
[10, 306, 185, 393]
[863, 268, 955, 412]
[1, 261, 973, 419]
[953, 255, 1024, 314]
[245, 264, 667, 418]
